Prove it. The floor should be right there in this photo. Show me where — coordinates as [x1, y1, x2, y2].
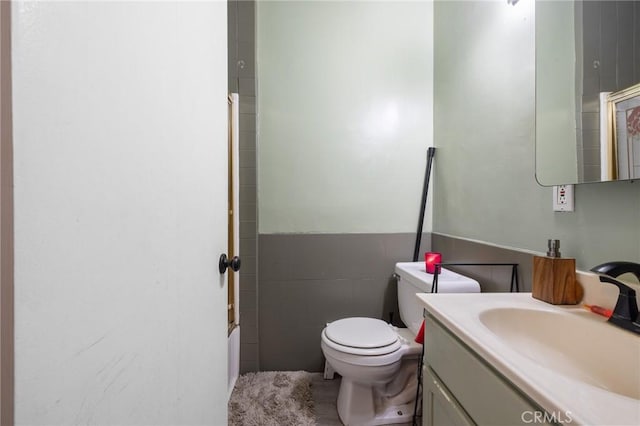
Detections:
[310, 373, 343, 426]
[310, 373, 415, 426]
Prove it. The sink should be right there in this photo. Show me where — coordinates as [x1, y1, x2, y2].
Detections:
[479, 307, 640, 400]
[418, 292, 640, 425]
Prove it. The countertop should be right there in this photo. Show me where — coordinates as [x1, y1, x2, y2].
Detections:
[417, 292, 640, 426]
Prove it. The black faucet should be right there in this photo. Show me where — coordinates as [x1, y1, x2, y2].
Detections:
[591, 261, 640, 281]
[590, 261, 640, 335]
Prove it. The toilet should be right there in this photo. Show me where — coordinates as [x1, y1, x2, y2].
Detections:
[321, 261, 480, 425]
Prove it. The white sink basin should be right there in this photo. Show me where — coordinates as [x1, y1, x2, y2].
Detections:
[479, 307, 640, 400]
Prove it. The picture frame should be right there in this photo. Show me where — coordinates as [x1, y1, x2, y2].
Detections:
[606, 83, 640, 180]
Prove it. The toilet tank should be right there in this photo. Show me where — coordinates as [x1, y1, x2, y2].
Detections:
[395, 261, 480, 335]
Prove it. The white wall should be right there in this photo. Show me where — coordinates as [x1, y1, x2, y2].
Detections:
[12, 2, 228, 424]
[257, 0, 434, 234]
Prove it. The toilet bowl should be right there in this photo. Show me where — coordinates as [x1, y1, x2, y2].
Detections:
[321, 318, 422, 425]
[320, 262, 480, 426]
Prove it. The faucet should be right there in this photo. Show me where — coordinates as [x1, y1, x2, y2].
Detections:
[590, 261, 640, 281]
[590, 261, 640, 335]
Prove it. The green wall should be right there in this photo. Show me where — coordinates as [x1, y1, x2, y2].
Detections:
[257, 1, 434, 234]
[255, 0, 639, 269]
[433, 0, 640, 270]
[535, 0, 578, 184]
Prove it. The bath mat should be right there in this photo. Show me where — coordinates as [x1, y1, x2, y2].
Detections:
[228, 370, 316, 426]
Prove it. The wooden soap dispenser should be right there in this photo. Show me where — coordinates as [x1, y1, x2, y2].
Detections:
[532, 239, 582, 305]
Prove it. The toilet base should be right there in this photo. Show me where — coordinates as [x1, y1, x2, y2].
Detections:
[370, 402, 416, 426]
[336, 360, 420, 426]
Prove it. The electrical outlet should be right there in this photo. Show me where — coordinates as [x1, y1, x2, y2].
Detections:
[553, 185, 574, 212]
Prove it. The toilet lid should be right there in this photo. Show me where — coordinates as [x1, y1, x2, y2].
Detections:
[325, 317, 398, 349]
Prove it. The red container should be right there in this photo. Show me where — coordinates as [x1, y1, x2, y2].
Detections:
[425, 252, 442, 274]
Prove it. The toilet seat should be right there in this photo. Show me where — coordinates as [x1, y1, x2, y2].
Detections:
[323, 317, 402, 356]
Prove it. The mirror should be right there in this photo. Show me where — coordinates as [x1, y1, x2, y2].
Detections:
[535, 0, 640, 185]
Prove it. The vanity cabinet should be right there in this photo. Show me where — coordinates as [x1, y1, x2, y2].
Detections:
[423, 365, 474, 426]
[422, 313, 555, 426]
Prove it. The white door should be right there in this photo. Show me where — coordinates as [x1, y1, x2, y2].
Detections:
[12, 2, 229, 425]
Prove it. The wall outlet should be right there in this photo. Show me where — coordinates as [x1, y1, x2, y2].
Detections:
[553, 185, 574, 212]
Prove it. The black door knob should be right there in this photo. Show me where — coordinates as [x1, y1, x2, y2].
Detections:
[219, 254, 241, 274]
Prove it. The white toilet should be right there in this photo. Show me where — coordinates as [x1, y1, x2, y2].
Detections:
[321, 261, 480, 426]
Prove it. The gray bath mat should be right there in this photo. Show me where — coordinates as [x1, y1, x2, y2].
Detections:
[228, 370, 316, 426]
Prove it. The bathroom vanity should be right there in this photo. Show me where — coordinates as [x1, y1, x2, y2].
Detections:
[422, 313, 551, 425]
[418, 292, 640, 426]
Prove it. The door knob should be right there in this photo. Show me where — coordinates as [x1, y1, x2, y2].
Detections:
[219, 254, 241, 274]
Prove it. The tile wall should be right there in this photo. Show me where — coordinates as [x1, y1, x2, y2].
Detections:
[258, 233, 432, 372]
[257, 232, 538, 372]
[431, 234, 535, 293]
[228, 0, 258, 373]
[579, 1, 640, 181]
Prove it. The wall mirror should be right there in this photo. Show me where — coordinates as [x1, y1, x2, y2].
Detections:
[535, 0, 640, 185]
